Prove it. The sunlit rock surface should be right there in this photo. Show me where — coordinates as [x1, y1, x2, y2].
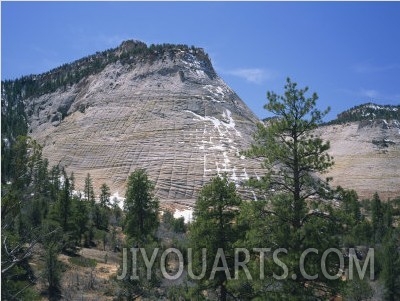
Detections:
[25, 41, 264, 202]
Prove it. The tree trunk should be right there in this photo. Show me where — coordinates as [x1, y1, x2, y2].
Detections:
[220, 283, 227, 301]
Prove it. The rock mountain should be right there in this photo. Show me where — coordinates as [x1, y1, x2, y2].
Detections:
[2, 41, 399, 201]
[14, 40, 264, 203]
[317, 104, 400, 200]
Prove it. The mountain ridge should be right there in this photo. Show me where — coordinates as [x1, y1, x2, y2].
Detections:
[2, 40, 263, 202]
[1, 40, 215, 101]
[326, 102, 400, 125]
[2, 41, 399, 201]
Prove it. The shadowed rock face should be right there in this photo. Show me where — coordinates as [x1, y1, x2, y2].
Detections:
[25, 41, 264, 202]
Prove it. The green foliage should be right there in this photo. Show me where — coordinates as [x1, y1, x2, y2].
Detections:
[235, 194, 344, 300]
[346, 220, 373, 246]
[242, 78, 343, 299]
[93, 204, 110, 230]
[84, 173, 95, 204]
[189, 175, 242, 301]
[49, 165, 61, 201]
[40, 224, 63, 298]
[335, 187, 373, 246]
[172, 216, 186, 233]
[380, 229, 400, 300]
[116, 239, 162, 299]
[93, 183, 112, 231]
[0, 134, 66, 299]
[57, 173, 72, 232]
[1, 69, 399, 300]
[246, 78, 333, 215]
[343, 274, 374, 301]
[163, 210, 186, 233]
[110, 199, 123, 227]
[167, 283, 206, 300]
[162, 210, 174, 225]
[370, 192, 393, 243]
[372, 192, 384, 239]
[1, 270, 41, 300]
[325, 102, 400, 125]
[337, 187, 362, 225]
[99, 183, 111, 207]
[124, 169, 159, 242]
[1, 82, 28, 185]
[4, 136, 42, 192]
[1, 41, 211, 105]
[0, 121, 117, 297]
[71, 195, 89, 245]
[68, 256, 97, 268]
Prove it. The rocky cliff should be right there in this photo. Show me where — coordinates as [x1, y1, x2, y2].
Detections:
[317, 104, 400, 200]
[3, 41, 399, 202]
[19, 40, 263, 202]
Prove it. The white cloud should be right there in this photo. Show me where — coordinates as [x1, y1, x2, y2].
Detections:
[353, 62, 400, 74]
[227, 68, 270, 84]
[360, 89, 380, 99]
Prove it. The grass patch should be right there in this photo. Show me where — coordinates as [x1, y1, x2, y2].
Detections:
[68, 256, 97, 268]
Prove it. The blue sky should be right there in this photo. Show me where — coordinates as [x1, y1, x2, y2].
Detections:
[2, 1, 400, 121]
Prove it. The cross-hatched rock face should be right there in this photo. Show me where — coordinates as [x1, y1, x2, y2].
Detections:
[25, 42, 264, 202]
[315, 119, 400, 200]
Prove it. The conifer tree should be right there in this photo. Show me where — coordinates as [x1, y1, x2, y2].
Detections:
[99, 183, 111, 207]
[84, 173, 95, 204]
[371, 192, 385, 243]
[41, 225, 62, 298]
[244, 78, 342, 299]
[189, 175, 242, 301]
[49, 165, 62, 203]
[69, 172, 75, 194]
[57, 172, 72, 232]
[72, 194, 89, 245]
[124, 169, 159, 242]
[381, 229, 400, 301]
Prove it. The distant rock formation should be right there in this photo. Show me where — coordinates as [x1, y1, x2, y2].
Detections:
[316, 118, 400, 200]
[327, 102, 400, 125]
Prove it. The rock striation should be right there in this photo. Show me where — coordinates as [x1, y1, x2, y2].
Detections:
[23, 41, 264, 202]
[3, 41, 399, 202]
[316, 118, 400, 200]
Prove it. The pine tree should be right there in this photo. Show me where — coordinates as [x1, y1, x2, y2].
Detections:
[34, 158, 50, 196]
[338, 187, 362, 225]
[117, 170, 160, 298]
[371, 192, 385, 243]
[244, 78, 342, 299]
[57, 172, 72, 232]
[69, 171, 75, 194]
[8, 136, 31, 191]
[84, 173, 95, 204]
[72, 195, 88, 245]
[381, 229, 400, 301]
[124, 169, 159, 242]
[189, 175, 242, 301]
[41, 225, 62, 298]
[50, 165, 61, 202]
[99, 183, 111, 207]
